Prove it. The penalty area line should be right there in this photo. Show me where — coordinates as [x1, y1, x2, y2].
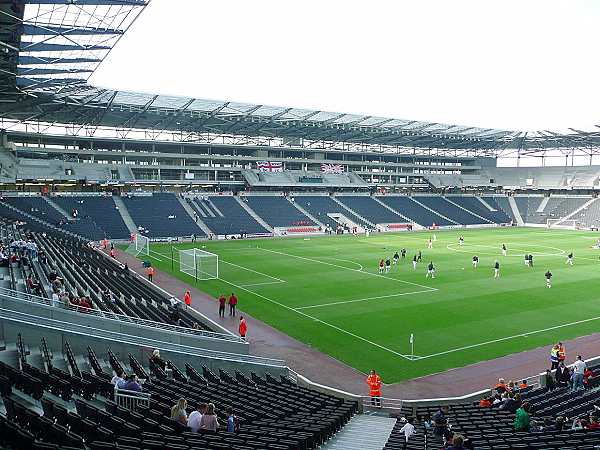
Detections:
[294, 288, 436, 310]
[216, 276, 415, 361]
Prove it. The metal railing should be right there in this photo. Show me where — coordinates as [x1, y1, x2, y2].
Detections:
[0, 308, 287, 368]
[361, 396, 404, 411]
[115, 388, 150, 411]
[0, 286, 243, 343]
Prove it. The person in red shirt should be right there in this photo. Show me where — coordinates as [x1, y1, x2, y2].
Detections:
[378, 259, 385, 274]
[218, 294, 226, 317]
[183, 291, 192, 308]
[228, 293, 238, 317]
[146, 266, 154, 282]
[109, 248, 116, 259]
[479, 397, 492, 408]
[239, 316, 247, 340]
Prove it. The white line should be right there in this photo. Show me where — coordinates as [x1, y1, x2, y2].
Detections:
[216, 276, 414, 360]
[240, 281, 286, 287]
[258, 247, 437, 291]
[295, 289, 436, 310]
[221, 260, 286, 283]
[417, 314, 600, 360]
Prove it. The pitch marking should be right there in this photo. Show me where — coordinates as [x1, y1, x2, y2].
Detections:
[294, 289, 436, 310]
[257, 247, 437, 291]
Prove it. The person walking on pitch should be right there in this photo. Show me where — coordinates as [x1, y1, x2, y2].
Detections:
[412, 254, 418, 270]
[502, 244, 507, 257]
[385, 257, 391, 273]
[494, 260, 500, 279]
[566, 252, 573, 266]
[426, 261, 435, 278]
[545, 269, 552, 288]
[472, 255, 479, 269]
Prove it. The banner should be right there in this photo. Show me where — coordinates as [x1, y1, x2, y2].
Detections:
[321, 163, 343, 174]
[257, 161, 283, 172]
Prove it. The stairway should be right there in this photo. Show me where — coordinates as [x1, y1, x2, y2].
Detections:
[43, 197, 70, 218]
[551, 197, 598, 226]
[536, 197, 550, 213]
[288, 198, 325, 228]
[113, 196, 138, 234]
[321, 414, 397, 450]
[331, 197, 375, 227]
[176, 196, 213, 236]
[507, 196, 524, 225]
[477, 197, 496, 211]
[235, 196, 274, 232]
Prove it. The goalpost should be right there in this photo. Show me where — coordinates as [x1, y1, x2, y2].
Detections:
[179, 248, 219, 281]
[547, 218, 577, 229]
[126, 233, 150, 256]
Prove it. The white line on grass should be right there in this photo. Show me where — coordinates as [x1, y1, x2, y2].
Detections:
[416, 314, 600, 360]
[240, 281, 286, 287]
[216, 276, 415, 360]
[257, 247, 437, 291]
[294, 288, 436, 310]
[221, 260, 286, 283]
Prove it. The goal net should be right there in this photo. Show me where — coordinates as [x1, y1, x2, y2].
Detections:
[126, 233, 150, 256]
[179, 248, 219, 281]
[547, 218, 577, 229]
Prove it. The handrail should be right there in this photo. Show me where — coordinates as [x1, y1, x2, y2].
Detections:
[0, 308, 287, 368]
[0, 285, 243, 343]
[361, 396, 404, 411]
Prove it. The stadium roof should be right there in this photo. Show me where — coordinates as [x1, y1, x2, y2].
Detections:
[2, 1, 600, 157]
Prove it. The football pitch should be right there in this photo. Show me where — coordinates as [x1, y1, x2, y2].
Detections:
[142, 227, 600, 384]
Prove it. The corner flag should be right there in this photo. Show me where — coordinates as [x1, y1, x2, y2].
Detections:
[409, 333, 414, 344]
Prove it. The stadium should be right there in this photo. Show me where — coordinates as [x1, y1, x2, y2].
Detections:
[1, 1, 600, 449]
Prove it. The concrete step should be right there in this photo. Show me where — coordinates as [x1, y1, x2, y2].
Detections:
[321, 414, 397, 450]
[113, 196, 138, 234]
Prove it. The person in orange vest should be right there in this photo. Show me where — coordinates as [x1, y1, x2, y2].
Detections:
[494, 378, 507, 393]
[146, 265, 155, 282]
[102, 238, 109, 250]
[183, 290, 192, 308]
[239, 316, 247, 340]
[109, 248, 116, 259]
[366, 369, 382, 407]
[557, 342, 566, 365]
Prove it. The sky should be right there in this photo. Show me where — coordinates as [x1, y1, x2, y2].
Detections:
[91, 0, 600, 133]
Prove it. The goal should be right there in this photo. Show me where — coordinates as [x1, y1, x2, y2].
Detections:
[179, 248, 219, 281]
[126, 233, 150, 256]
[547, 218, 577, 229]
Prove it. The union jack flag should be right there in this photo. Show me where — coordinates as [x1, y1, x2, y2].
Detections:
[256, 161, 283, 172]
[321, 163, 344, 174]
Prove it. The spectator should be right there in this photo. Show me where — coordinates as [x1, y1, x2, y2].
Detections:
[111, 369, 126, 389]
[51, 290, 60, 306]
[218, 294, 226, 317]
[433, 406, 449, 438]
[227, 407, 239, 433]
[122, 262, 129, 277]
[123, 374, 142, 392]
[150, 349, 167, 371]
[558, 342, 566, 365]
[494, 378, 507, 394]
[479, 396, 492, 408]
[518, 379, 528, 390]
[239, 316, 247, 340]
[170, 398, 188, 425]
[556, 362, 571, 388]
[501, 392, 522, 413]
[228, 292, 238, 316]
[187, 403, 206, 432]
[199, 403, 219, 432]
[514, 402, 531, 431]
[588, 416, 600, 430]
[572, 355, 587, 391]
[447, 434, 465, 450]
[398, 416, 416, 450]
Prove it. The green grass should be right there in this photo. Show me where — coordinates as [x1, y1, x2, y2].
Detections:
[140, 227, 600, 383]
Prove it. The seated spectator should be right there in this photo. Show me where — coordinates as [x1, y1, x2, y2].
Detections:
[479, 396, 492, 408]
[111, 369, 126, 389]
[587, 416, 600, 430]
[447, 434, 465, 450]
[151, 349, 167, 371]
[227, 407, 239, 433]
[514, 402, 532, 432]
[584, 368, 595, 386]
[199, 402, 219, 432]
[187, 403, 206, 433]
[79, 296, 92, 309]
[501, 392, 522, 414]
[519, 379, 528, 390]
[494, 378, 508, 393]
[123, 374, 142, 392]
[170, 398, 188, 425]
